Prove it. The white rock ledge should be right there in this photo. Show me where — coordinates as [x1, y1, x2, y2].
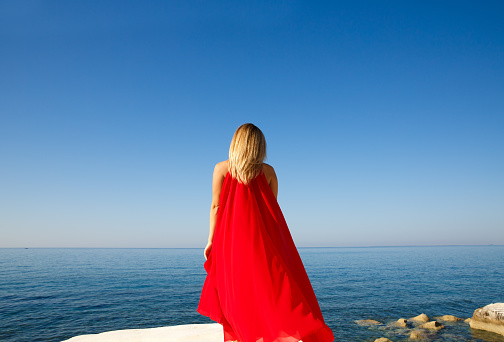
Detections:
[62, 323, 223, 342]
[470, 303, 504, 337]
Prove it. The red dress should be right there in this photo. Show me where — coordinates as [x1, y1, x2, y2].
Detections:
[197, 171, 334, 342]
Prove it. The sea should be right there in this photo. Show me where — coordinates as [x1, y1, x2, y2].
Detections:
[0, 246, 503, 342]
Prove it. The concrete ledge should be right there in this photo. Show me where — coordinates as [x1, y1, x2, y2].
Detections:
[62, 323, 223, 342]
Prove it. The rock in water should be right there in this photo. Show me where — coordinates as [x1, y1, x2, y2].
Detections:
[374, 338, 393, 342]
[410, 330, 428, 340]
[420, 321, 444, 330]
[355, 319, 382, 326]
[395, 318, 407, 327]
[409, 313, 429, 323]
[435, 315, 462, 322]
[470, 303, 504, 336]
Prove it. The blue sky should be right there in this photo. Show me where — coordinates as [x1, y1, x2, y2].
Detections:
[1, 1, 503, 248]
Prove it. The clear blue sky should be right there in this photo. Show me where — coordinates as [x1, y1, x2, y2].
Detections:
[1, 1, 503, 248]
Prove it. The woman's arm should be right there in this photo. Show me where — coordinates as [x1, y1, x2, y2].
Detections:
[204, 161, 227, 260]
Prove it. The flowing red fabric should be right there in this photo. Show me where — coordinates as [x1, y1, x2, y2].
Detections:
[197, 172, 334, 342]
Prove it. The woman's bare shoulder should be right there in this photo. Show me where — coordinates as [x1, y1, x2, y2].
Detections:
[262, 163, 278, 197]
[262, 163, 277, 180]
[214, 160, 229, 177]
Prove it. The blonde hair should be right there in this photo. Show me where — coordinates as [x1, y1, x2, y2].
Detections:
[228, 123, 267, 184]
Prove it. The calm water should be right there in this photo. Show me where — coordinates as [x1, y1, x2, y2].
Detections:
[0, 246, 503, 342]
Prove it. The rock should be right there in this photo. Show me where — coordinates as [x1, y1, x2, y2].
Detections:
[464, 318, 472, 324]
[410, 330, 428, 340]
[395, 318, 407, 327]
[374, 338, 393, 342]
[435, 315, 462, 322]
[355, 319, 382, 326]
[470, 303, 504, 336]
[61, 323, 223, 342]
[410, 313, 430, 323]
[420, 321, 444, 330]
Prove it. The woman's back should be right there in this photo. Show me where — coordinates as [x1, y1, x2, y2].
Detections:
[213, 160, 278, 199]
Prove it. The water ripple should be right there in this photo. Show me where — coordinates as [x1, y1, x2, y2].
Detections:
[0, 246, 503, 342]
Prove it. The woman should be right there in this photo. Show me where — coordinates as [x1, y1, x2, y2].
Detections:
[197, 123, 334, 342]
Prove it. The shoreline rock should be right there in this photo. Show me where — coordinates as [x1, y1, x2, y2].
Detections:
[419, 321, 444, 330]
[409, 313, 429, 323]
[470, 303, 504, 336]
[395, 318, 407, 327]
[410, 330, 429, 340]
[355, 319, 382, 326]
[435, 315, 462, 322]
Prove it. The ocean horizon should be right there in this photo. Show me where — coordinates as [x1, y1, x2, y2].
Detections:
[3, 244, 502, 249]
[1, 245, 503, 342]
